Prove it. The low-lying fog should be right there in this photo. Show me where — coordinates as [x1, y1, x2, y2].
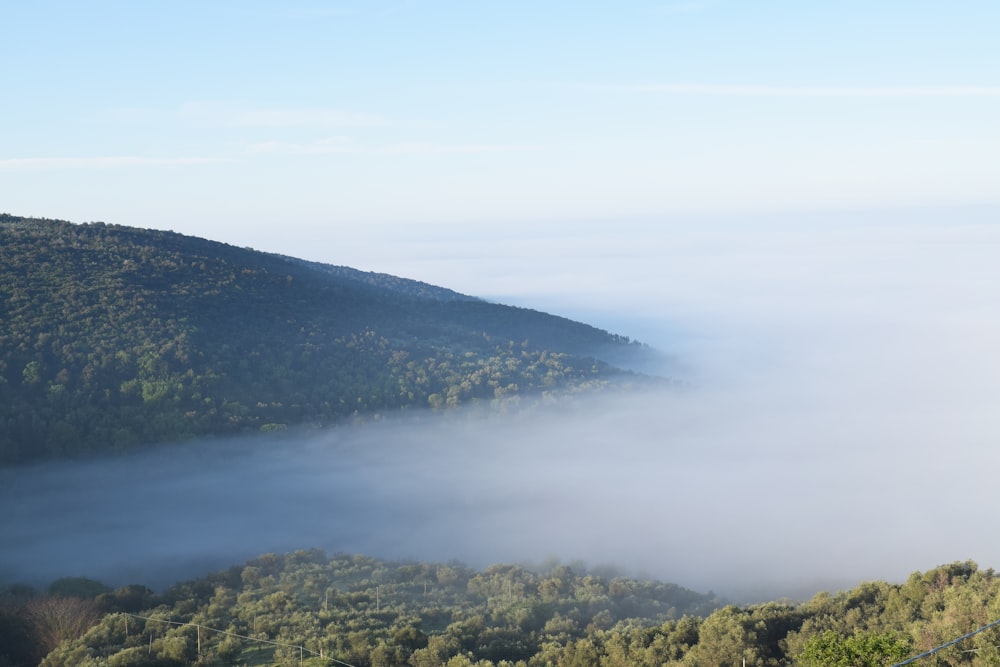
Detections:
[3, 208, 1000, 601]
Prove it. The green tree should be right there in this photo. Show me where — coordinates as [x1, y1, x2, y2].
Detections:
[798, 630, 911, 667]
[48, 576, 112, 599]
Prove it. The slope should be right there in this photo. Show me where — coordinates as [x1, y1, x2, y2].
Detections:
[0, 214, 646, 463]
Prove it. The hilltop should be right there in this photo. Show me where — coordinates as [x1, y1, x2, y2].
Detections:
[0, 215, 649, 463]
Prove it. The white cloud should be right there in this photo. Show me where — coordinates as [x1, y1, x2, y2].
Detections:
[591, 83, 1000, 97]
[180, 102, 386, 128]
[654, 0, 722, 16]
[280, 7, 359, 20]
[0, 156, 231, 171]
[245, 137, 537, 155]
[385, 141, 537, 155]
[245, 136, 355, 155]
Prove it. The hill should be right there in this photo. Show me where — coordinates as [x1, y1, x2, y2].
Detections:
[0, 214, 648, 464]
[9, 551, 722, 667]
[8, 553, 1000, 667]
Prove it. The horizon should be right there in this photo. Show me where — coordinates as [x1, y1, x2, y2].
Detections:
[4, 210, 1000, 602]
[2, 1, 998, 241]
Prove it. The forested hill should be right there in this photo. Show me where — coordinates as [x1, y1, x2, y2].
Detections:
[9, 553, 1000, 667]
[0, 214, 646, 464]
[5, 551, 723, 667]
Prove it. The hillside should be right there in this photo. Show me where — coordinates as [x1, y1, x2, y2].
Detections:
[8, 551, 723, 667]
[7, 553, 1000, 667]
[0, 214, 647, 464]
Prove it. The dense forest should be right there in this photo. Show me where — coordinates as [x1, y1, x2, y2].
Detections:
[0, 215, 652, 464]
[2, 552, 999, 666]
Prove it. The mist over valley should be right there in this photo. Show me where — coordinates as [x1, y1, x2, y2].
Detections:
[4, 210, 999, 606]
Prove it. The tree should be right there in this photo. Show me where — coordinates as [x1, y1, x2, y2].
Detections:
[48, 576, 112, 599]
[798, 630, 911, 667]
[25, 596, 101, 656]
[683, 606, 758, 667]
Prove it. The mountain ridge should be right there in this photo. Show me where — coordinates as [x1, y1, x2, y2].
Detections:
[0, 214, 651, 464]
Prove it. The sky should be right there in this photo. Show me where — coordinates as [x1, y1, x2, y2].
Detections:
[2, 0, 998, 262]
[3, 1, 1000, 597]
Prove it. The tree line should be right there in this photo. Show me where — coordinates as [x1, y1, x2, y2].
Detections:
[4, 552, 1000, 666]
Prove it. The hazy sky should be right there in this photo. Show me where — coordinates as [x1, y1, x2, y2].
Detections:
[2, 0, 998, 265]
[3, 2, 1000, 597]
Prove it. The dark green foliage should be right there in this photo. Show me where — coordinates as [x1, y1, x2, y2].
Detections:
[49, 577, 113, 599]
[96, 585, 158, 614]
[0, 214, 649, 463]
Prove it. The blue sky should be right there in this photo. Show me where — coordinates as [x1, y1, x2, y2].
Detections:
[3, 0, 998, 268]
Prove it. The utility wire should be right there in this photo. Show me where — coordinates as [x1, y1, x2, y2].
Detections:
[890, 617, 1000, 666]
[123, 612, 358, 667]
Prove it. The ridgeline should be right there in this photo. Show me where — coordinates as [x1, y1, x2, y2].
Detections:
[0, 214, 646, 464]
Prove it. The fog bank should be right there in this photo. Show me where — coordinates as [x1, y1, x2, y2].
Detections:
[4, 208, 1000, 601]
[2, 378, 998, 601]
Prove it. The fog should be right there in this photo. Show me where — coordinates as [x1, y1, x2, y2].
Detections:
[4, 207, 1000, 601]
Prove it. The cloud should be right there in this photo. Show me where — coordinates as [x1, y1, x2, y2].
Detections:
[307, 210, 1000, 598]
[0, 156, 231, 171]
[3, 209, 1000, 603]
[587, 83, 1000, 97]
[654, 0, 722, 16]
[180, 102, 387, 128]
[383, 142, 538, 155]
[245, 137, 537, 155]
[245, 136, 355, 155]
[279, 7, 359, 20]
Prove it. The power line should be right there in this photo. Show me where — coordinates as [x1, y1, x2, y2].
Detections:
[123, 612, 357, 667]
[890, 617, 1000, 667]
